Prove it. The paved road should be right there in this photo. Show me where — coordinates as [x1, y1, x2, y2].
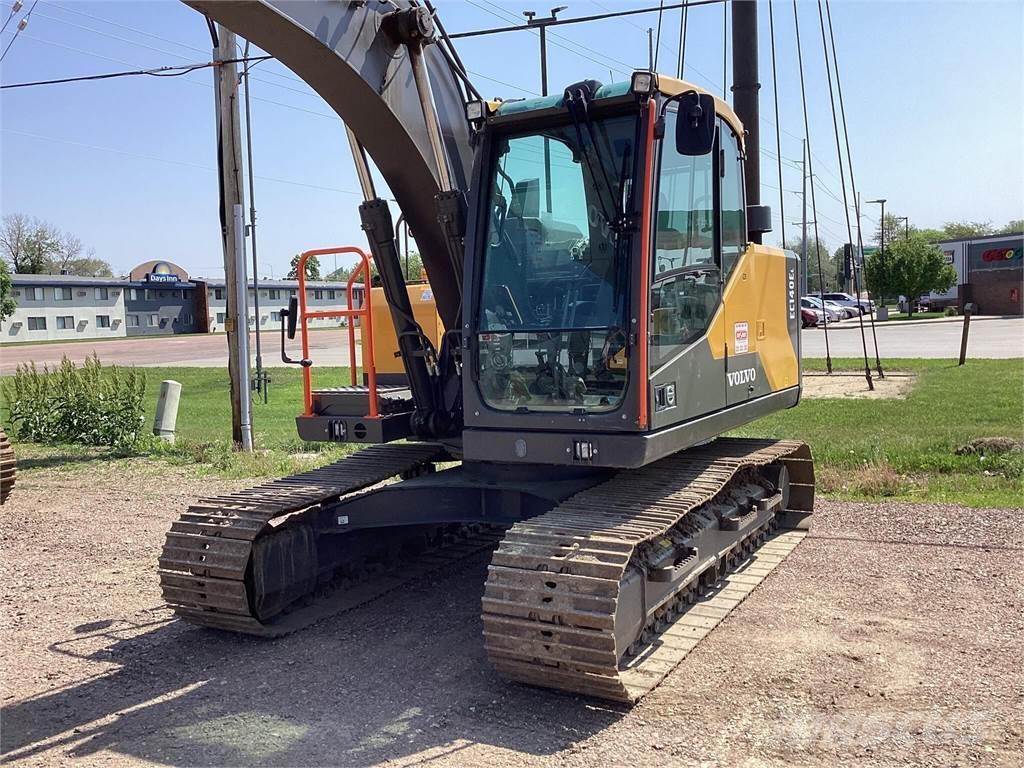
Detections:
[801, 316, 1023, 359]
[2, 317, 1020, 375]
[0, 329, 360, 375]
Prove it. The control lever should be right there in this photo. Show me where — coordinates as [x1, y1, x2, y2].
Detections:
[279, 297, 311, 367]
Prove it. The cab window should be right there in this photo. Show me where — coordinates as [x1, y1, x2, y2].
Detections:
[650, 109, 720, 371]
[720, 123, 746, 280]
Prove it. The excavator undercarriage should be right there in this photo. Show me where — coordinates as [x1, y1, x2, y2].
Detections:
[160, 438, 812, 701]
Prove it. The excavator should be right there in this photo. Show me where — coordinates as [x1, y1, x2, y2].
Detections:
[159, 0, 815, 702]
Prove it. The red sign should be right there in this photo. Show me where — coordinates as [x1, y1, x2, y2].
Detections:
[981, 247, 1021, 263]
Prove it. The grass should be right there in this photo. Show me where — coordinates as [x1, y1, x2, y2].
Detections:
[729, 358, 1023, 507]
[3, 358, 1022, 507]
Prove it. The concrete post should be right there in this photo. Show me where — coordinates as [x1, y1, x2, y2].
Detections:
[153, 380, 182, 443]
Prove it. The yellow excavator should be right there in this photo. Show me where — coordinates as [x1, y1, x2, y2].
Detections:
[159, 0, 814, 702]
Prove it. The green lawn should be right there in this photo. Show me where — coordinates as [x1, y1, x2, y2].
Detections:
[730, 358, 1023, 507]
[3, 359, 1022, 507]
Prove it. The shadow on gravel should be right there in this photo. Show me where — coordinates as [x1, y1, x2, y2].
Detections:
[1, 555, 625, 766]
[14, 451, 117, 473]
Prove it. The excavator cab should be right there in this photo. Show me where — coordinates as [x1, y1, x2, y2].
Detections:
[461, 73, 800, 468]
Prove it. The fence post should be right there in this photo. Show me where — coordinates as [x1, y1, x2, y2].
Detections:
[958, 303, 975, 366]
[153, 380, 182, 443]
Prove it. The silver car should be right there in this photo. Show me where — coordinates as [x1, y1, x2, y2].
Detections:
[801, 296, 842, 323]
[822, 291, 874, 315]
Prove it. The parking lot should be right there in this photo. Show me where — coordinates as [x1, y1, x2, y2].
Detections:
[800, 316, 1022, 359]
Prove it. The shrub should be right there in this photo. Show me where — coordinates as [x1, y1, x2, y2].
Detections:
[944, 306, 959, 317]
[3, 355, 147, 449]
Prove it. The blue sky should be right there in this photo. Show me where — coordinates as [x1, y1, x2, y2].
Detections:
[1, 0, 1021, 279]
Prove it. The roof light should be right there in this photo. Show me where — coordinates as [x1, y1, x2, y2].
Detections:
[630, 71, 655, 96]
[465, 100, 486, 124]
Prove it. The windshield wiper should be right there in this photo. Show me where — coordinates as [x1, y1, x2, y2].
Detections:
[563, 81, 624, 231]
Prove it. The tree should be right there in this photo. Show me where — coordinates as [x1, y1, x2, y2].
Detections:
[876, 234, 957, 317]
[942, 220, 994, 239]
[288, 253, 321, 281]
[1, 214, 58, 273]
[0, 260, 16, 321]
[1, 214, 113, 275]
[996, 219, 1023, 235]
[325, 251, 424, 282]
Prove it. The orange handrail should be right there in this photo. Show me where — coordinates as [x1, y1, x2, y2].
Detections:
[296, 247, 377, 418]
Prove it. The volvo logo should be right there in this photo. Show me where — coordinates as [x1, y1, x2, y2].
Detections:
[727, 368, 757, 387]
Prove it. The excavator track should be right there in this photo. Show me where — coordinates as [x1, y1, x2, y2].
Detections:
[159, 443, 502, 636]
[482, 438, 814, 702]
[0, 429, 15, 505]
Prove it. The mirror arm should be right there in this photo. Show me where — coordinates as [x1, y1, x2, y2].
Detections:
[279, 308, 311, 367]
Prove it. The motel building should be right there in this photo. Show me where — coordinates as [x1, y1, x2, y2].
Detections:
[1, 260, 364, 343]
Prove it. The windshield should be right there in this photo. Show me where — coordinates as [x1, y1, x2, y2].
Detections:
[477, 113, 638, 413]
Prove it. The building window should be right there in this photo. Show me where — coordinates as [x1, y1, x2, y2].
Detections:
[25, 287, 44, 301]
[217, 312, 226, 324]
[214, 288, 225, 300]
[27, 316, 46, 331]
[270, 310, 281, 323]
[128, 288, 137, 301]
[95, 287, 109, 300]
[145, 289, 157, 301]
[326, 289, 336, 300]
[290, 289, 297, 297]
[268, 289, 280, 300]
[96, 315, 111, 328]
[57, 287, 73, 301]
[148, 314, 158, 327]
[159, 290, 168, 299]
[314, 289, 324, 300]
[56, 315, 75, 330]
[181, 289, 189, 300]
[127, 314, 140, 328]
[184, 313, 193, 325]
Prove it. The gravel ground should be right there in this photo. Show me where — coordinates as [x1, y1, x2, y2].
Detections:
[1, 456, 1021, 767]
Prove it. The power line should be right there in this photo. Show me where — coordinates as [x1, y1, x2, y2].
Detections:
[0, 56, 271, 89]
[1, 127, 365, 196]
[0, 0, 38, 62]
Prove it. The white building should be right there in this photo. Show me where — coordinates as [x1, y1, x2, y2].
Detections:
[202, 279, 365, 333]
[2, 274, 127, 342]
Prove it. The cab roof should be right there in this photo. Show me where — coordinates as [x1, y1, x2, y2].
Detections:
[492, 74, 746, 148]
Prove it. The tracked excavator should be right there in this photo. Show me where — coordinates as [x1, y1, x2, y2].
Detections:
[159, 0, 815, 702]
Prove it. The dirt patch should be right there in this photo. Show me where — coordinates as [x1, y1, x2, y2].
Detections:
[1, 457, 1022, 766]
[802, 372, 917, 400]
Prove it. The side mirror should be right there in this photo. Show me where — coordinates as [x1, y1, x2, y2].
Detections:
[675, 91, 716, 157]
[286, 296, 298, 339]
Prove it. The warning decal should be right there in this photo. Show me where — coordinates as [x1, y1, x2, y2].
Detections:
[734, 321, 749, 354]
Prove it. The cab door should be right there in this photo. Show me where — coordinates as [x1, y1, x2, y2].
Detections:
[718, 122, 760, 406]
[647, 110, 726, 428]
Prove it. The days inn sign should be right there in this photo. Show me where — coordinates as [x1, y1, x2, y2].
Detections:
[128, 259, 189, 284]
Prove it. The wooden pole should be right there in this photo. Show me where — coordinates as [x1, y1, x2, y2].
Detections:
[213, 26, 252, 449]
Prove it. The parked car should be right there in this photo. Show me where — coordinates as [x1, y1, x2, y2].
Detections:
[825, 299, 858, 319]
[801, 296, 843, 323]
[822, 292, 874, 315]
[800, 307, 820, 328]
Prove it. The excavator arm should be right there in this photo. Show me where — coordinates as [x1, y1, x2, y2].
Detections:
[185, 0, 474, 331]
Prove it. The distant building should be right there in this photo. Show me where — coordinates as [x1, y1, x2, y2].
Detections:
[3, 274, 128, 342]
[926, 232, 1023, 315]
[1, 259, 364, 343]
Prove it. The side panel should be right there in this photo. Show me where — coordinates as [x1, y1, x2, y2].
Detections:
[716, 244, 800, 406]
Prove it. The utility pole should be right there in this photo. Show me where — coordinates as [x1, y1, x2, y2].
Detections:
[731, 0, 760, 239]
[867, 198, 886, 308]
[801, 140, 808, 296]
[897, 215, 909, 239]
[524, 7, 565, 215]
[213, 25, 253, 451]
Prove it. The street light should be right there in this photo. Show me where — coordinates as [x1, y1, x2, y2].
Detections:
[867, 198, 887, 309]
[896, 215, 910, 240]
[524, 6, 566, 215]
